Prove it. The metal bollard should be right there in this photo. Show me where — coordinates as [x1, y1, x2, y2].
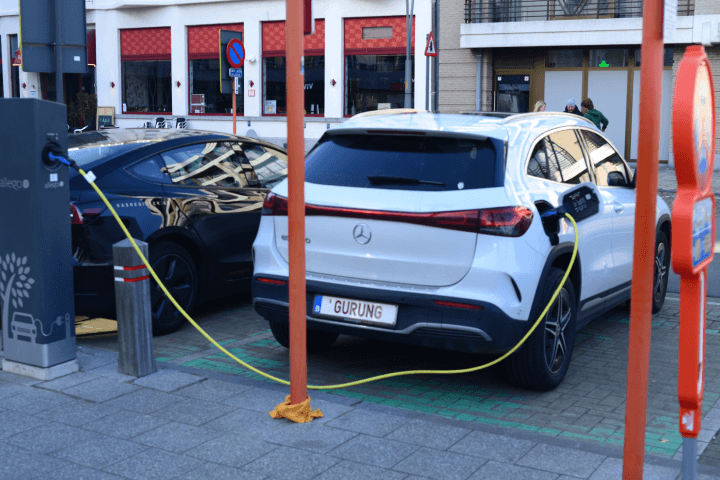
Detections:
[112, 239, 156, 377]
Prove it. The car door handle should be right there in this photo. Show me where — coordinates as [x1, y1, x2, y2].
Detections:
[613, 201, 624, 213]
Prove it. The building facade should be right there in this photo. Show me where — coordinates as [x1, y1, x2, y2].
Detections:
[0, 0, 431, 149]
[440, 0, 720, 167]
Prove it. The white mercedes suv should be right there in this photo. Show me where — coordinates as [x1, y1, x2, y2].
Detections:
[251, 111, 671, 390]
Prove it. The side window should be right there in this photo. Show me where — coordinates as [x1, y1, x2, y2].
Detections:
[243, 144, 288, 188]
[582, 131, 632, 187]
[159, 142, 257, 188]
[527, 129, 591, 185]
[126, 156, 171, 184]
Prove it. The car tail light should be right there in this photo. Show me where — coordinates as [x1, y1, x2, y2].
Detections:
[433, 300, 484, 310]
[263, 196, 532, 237]
[262, 193, 288, 216]
[256, 277, 288, 285]
[478, 206, 533, 237]
[70, 204, 83, 225]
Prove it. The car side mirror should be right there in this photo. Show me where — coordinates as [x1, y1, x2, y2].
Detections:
[631, 168, 637, 188]
[607, 171, 628, 187]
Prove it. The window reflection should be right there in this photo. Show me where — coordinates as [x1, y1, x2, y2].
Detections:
[159, 142, 287, 188]
[583, 131, 632, 187]
[527, 130, 591, 184]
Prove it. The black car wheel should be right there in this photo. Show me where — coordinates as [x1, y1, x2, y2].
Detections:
[269, 321, 339, 352]
[149, 242, 198, 335]
[506, 266, 577, 391]
[652, 231, 670, 314]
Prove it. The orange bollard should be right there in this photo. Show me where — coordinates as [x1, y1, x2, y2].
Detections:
[286, 0, 308, 407]
[622, 0, 664, 477]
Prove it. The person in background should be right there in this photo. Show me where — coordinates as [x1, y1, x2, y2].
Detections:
[564, 98, 584, 116]
[533, 100, 546, 112]
[581, 98, 609, 132]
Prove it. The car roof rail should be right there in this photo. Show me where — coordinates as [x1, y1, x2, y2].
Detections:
[459, 111, 515, 119]
[351, 108, 429, 119]
[500, 111, 596, 126]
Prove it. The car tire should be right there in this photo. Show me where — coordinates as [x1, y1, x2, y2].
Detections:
[268, 321, 339, 352]
[652, 231, 670, 314]
[149, 242, 198, 336]
[506, 266, 577, 391]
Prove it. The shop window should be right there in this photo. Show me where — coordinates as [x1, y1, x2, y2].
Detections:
[263, 56, 325, 115]
[345, 55, 413, 115]
[546, 49, 583, 68]
[634, 47, 674, 67]
[120, 28, 172, 114]
[122, 61, 172, 113]
[261, 20, 325, 116]
[188, 24, 243, 115]
[344, 17, 415, 116]
[589, 49, 629, 68]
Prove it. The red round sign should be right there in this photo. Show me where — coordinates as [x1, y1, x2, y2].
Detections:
[226, 39, 245, 69]
[673, 45, 716, 193]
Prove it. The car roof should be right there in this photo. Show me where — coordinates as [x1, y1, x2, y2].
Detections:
[331, 111, 597, 141]
[69, 128, 248, 150]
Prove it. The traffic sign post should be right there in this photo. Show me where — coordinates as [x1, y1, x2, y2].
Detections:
[672, 45, 716, 480]
[219, 31, 243, 134]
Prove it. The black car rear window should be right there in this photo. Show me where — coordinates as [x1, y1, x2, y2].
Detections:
[68, 143, 151, 167]
[304, 134, 498, 191]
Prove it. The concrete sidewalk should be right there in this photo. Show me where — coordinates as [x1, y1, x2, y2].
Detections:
[1, 346, 719, 480]
[639, 165, 720, 195]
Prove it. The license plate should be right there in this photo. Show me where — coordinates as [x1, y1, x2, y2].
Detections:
[312, 295, 398, 327]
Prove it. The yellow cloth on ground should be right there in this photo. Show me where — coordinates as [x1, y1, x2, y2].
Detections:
[269, 395, 324, 423]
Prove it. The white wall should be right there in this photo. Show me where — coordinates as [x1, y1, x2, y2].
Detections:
[587, 70, 628, 154]
[630, 70, 672, 161]
[460, 15, 720, 49]
[543, 71, 582, 113]
[0, 0, 432, 142]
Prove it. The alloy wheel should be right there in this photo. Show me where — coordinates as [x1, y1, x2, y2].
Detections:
[544, 288, 572, 374]
[653, 242, 667, 304]
[151, 254, 194, 327]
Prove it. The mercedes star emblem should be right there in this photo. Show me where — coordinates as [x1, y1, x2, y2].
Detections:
[353, 224, 372, 244]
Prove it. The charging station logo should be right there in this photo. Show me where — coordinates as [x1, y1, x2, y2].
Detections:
[0, 178, 29, 191]
[1, 254, 35, 339]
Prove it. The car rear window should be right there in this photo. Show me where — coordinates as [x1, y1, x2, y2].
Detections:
[304, 134, 498, 191]
[68, 143, 151, 167]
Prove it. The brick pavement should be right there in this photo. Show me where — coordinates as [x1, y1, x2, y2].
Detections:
[77, 293, 720, 466]
[2, 344, 720, 479]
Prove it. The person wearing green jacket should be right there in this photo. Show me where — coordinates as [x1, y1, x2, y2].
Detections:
[581, 98, 608, 131]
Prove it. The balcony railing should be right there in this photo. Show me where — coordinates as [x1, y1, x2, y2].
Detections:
[464, 0, 694, 23]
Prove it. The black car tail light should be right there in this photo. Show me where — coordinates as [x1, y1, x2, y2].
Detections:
[70, 204, 83, 225]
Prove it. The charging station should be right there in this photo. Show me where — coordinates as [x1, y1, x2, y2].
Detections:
[0, 98, 77, 379]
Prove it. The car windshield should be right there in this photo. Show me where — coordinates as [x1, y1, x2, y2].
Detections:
[304, 134, 498, 191]
[68, 143, 151, 167]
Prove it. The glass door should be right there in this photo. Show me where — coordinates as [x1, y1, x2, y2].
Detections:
[495, 74, 530, 113]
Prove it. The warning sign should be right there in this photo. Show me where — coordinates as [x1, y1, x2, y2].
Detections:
[425, 32, 437, 57]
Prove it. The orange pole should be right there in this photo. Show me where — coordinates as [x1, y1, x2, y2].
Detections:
[286, 0, 307, 405]
[622, 0, 663, 477]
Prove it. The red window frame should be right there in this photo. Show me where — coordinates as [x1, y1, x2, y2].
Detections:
[343, 16, 415, 118]
[120, 27, 172, 115]
[187, 23, 244, 116]
[261, 19, 325, 117]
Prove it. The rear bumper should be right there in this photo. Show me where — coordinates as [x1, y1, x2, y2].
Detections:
[252, 275, 531, 355]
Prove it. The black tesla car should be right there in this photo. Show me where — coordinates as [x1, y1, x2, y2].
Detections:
[68, 129, 288, 335]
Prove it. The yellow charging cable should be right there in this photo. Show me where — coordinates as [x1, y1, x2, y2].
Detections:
[78, 167, 577, 389]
